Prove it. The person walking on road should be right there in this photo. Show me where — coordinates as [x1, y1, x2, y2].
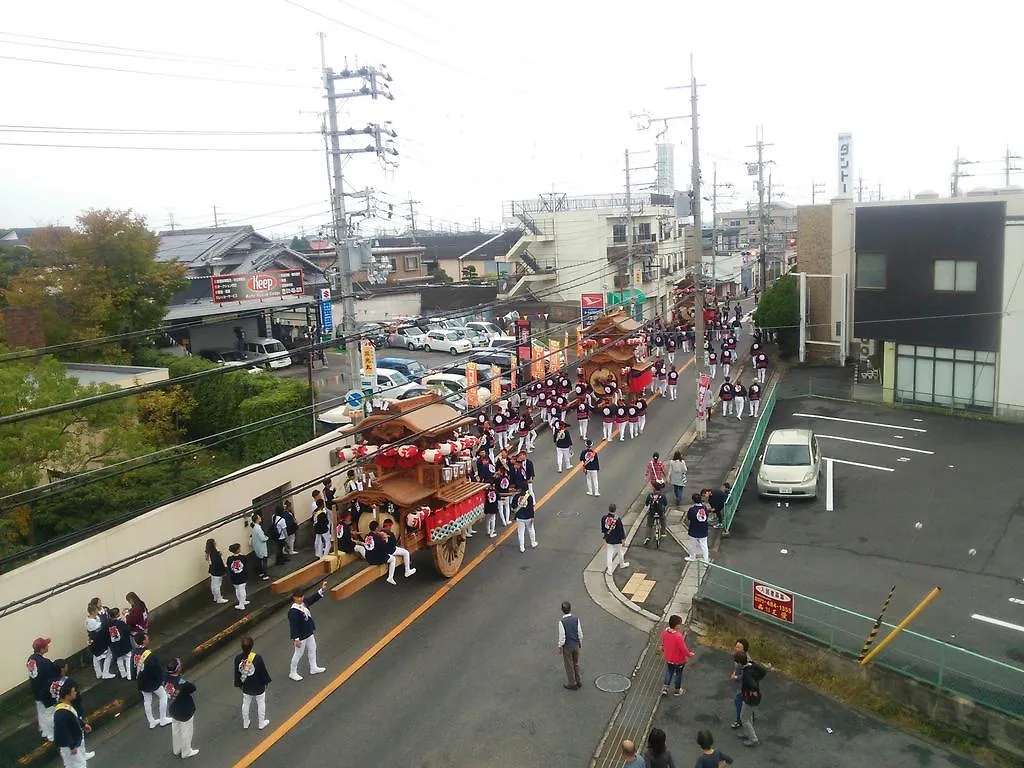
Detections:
[27, 637, 59, 742]
[747, 380, 762, 417]
[644, 727, 676, 768]
[667, 452, 688, 507]
[730, 638, 750, 730]
[288, 580, 328, 681]
[133, 632, 172, 729]
[518, 450, 536, 501]
[601, 504, 629, 574]
[620, 739, 645, 768]
[226, 543, 250, 610]
[556, 601, 583, 691]
[234, 637, 272, 731]
[204, 539, 229, 604]
[684, 493, 711, 562]
[553, 421, 574, 473]
[483, 485, 499, 538]
[644, 452, 666, 486]
[580, 439, 600, 496]
[718, 377, 735, 418]
[165, 658, 199, 759]
[660, 614, 695, 696]
[50, 660, 92, 760]
[694, 730, 733, 768]
[600, 404, 615, 442]
[754, 350, 768, 383]
[734, 651, 767, 748]
[53, 682, 89, 768]
[732, 381, 746, 421]
[512, 488, 538, 552]
[667, 365, 679, 400]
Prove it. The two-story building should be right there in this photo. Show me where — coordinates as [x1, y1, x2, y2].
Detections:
[497, 192, 693, 322]
[796, 188, 1024, 418]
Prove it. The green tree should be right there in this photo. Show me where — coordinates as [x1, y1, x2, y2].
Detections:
[136, 385, 197, 447]
[461, 264, 478, 280]
[0, 353, 150, 552]
[753, 274, 800, 356]
[0, 244, 32, 309]
[290, 235, 311, 251]
[432, 266, 454, 284]
[1, 210, 187, 360]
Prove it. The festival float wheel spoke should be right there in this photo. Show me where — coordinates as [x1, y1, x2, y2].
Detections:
[432, 533, 466, 578]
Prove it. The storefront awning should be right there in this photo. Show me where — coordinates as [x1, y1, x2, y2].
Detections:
[606, 288, 646, 306]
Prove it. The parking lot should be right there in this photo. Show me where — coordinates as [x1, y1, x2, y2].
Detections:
[722, 397, 1024, 667]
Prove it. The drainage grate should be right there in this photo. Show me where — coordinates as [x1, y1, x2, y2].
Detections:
[595, 673, 632, 693]
[556, 509, 581, 517]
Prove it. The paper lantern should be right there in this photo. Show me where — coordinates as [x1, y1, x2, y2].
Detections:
[384, 447, 398, 457]
[397, 445, 419, 459]
[423, 449, 442, 464]
[439, 443, 453, 457]
[340, 446, 357, 462]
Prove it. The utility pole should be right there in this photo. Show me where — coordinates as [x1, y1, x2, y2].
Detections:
[857, 176, 865, 202]
[213, 205, 219, 230]
[811, 178, 825, 204]
[167, 211, 176, 232]
[710, 163, 733, 288]
[877, 183, 883, 201]
[624, 148, 635, 321]
[747, 127, 771, 292]
[687, 55, 708, 437]
[1005, 146, 1021, 187]
[404, 195, 421, 243]
[951, 147, 976, 197]
[321, 33, 396, 389]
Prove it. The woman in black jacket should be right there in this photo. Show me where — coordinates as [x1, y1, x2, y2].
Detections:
[205, 539, 229, 604]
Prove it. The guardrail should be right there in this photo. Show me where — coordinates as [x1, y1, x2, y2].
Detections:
[721, 379, 777, 532]
[698, 563, 1024, 718]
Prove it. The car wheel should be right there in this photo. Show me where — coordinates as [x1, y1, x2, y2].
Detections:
[450, 347, 458, 355]
[424, 345, 431, 352]
[408, 343, 416, 351]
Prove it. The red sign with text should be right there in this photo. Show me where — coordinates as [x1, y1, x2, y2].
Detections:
[752, 581, 795, 623]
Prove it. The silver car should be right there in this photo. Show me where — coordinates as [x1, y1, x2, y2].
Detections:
[756, 428, 821, 499]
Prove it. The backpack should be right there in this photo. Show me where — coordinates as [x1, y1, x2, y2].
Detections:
[741, 662, 767, 707]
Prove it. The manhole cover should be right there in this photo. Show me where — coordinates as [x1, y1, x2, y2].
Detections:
[556, 509, 581, 517]
[595, 673, 632, 693]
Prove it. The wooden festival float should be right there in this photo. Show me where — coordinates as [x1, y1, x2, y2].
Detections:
[578, 310, 653, 402]
[271, 393, 490, 600]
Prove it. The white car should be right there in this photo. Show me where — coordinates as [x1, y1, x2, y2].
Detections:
[389, 326, 428, 351]
[424, 329, 473, 355]
[360, 368, 420, 399]
[487, 335, 517, 350]
[756, 429, 821, 499]
[464, 321, 503, 340]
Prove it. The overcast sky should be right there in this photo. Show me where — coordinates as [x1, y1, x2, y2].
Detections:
[3, 1, 1023, 241]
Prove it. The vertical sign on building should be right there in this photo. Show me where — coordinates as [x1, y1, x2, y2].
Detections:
[318, 288, 333, 342]
[580, 293, 604, 327]
[837, 133, 853, 198]
[465, 362, 479, 408]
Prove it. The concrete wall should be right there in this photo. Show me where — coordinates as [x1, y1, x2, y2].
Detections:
[997, 196, 1024, 414]
[795, 205, 838, 362]
[691, 597, 1024, 763]
[0, 429, 353, 697]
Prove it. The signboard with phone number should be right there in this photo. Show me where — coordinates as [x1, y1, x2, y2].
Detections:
[752, 581, 795, 623]
[210, 270, 305, 304]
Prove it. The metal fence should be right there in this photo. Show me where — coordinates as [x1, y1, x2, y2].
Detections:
[720, 380, 777, 532]
[698, 563, 1024, 718]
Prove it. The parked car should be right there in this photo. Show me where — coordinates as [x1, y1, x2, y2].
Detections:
[469, 351, 516, 371]
[449, 325, 489, 348]
[756, 428, 821, 499]
[486, 335, 517, 350]
[243, 337, 292, 369]
[422, 372, 468, 396]
[198, 348, 261, 374]
[360, 367, 420, 399]
[376, 357, 430, 383]
[423, 329, 473, 355]
[464, 321, 503, 340]
[358, 322, 390, 348]
[389, 325, 428, 351]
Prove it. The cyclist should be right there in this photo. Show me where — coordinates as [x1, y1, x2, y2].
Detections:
[643, 481, 669, 547]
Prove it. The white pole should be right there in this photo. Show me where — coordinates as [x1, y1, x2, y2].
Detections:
[825, 458, 834, 512]
[799, 271, 807, 363]
[839, 272, 849, 367]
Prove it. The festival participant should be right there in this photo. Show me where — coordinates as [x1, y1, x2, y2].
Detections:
[27, 637, 59, 742]
[234, 637, 272, 731]
[579, 439, 600, 496]
[287, 581, 328, 681]
[381, 520, 417, 585]
[553, 420, 574, 473]
[511, 488, 538, 553]
[600, 403, 615, 442]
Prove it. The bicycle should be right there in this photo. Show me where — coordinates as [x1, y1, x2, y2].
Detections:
[645, 513, 665, 548]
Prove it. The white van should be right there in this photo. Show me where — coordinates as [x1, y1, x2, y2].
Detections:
[244, 337, 292, 369]
[360, 367, 421, 399]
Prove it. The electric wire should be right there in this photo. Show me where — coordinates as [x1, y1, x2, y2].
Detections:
[0, 141, 321, 152]
[0, 125, 320, 136]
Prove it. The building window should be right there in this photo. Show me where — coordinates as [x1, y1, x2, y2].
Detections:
[612, 224, 626, 244]
[403, 254, 420, 271]
[856, 252, 886, 289]
[933, 259, 976, 292]
[636, 222, 652, 241]
[896, 344, 995, 411]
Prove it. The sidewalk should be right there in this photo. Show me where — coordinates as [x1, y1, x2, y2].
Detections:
[0, 538, 320, 767]
[648, 646, 981, 768]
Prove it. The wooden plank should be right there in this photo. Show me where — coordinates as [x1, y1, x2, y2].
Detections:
[270, 558, 332, 594]
[631, 580, 655, 604]
[621, 571, 647, 596]
[330, 564, 388, 600]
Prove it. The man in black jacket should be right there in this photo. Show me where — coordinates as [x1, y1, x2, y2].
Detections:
[166, 658, 199, 758]
[288, 580, 328, 681]
[133, 632, 172, 728]
[734, 652, 768, 748]
[50, 660, 94, 760]
[53, 681, 89, 767]
[27, 636, 58, 742]
[235, 636, 272, 730]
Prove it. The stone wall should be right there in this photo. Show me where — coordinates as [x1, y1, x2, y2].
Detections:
[691, 596, 1024, 763]
[796, 205, 837, 362]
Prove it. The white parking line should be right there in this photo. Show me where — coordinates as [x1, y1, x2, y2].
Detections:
[823, 457, 895, 472]
[792, 413, 927, 432]
[971, 614, 1024, 633]
[817, 435, 935, 454]
[1009, 598, 1024, 606]
[825, 459, 834, 511]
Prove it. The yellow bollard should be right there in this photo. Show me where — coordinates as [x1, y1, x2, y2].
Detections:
[859, 586, 941, 666]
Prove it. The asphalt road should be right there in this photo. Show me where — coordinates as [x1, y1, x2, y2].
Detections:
[721, 396, 1024, 671]
[83, 320, 757, 768]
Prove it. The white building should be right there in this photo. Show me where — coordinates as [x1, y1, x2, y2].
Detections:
[497, 192, 693, 321]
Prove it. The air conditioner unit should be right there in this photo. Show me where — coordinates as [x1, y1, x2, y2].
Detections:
[858, 339, 877, 359]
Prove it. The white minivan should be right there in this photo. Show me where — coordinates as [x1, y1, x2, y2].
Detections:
[244, 337, 292, 369]
[360, 368, 421, 399]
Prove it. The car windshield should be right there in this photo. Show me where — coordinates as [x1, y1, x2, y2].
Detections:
[389, 371, 410, 385]
[263, 341, 286, 354]
[763, 444, 811, 466]
[407, 361, 427, 376]
[399, 387, 428, 399]
[429, 380, 462, 395]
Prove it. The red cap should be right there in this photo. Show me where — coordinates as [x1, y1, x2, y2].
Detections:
[32, 637, 51, 653]
[382, 519, 394, 527]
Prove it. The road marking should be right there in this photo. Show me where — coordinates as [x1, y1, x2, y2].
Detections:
[1009, 598, 1024, 606]
[825, 458, 834, 512]
[822, 457, 895, 472]
[971, 614, 1024, 633]
[816, 435, 934, 454]
[229, 364, 699, 768]
[791, 413, 927, 433]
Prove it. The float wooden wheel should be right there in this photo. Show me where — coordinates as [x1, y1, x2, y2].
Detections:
[431, 533, 466, 578]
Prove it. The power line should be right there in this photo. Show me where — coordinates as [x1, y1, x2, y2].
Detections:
[0, 141, 321, 152]
[0, 53, 319, 89]
[0, 124, 319, 136]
